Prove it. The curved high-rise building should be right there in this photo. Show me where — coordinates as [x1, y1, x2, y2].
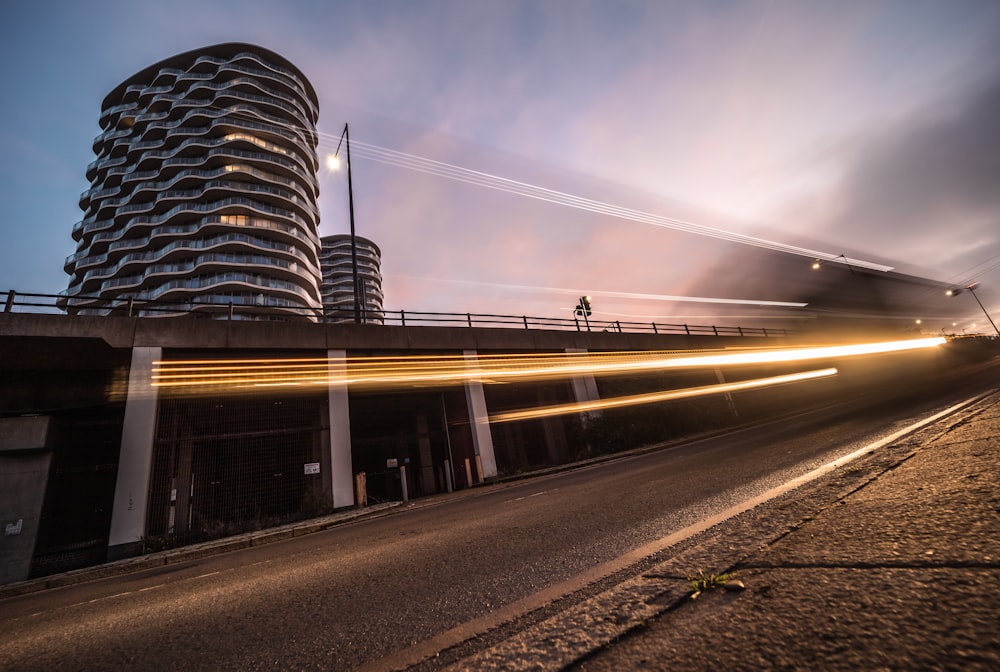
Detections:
[320, 234, 384, 324]
[61, 43, 322, 320]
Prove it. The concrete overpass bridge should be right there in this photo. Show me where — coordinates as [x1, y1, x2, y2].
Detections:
[2, 310, 958, 584]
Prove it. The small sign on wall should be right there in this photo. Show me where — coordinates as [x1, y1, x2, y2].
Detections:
[386, 458, 398, 469]
[303, 462, 321, 475]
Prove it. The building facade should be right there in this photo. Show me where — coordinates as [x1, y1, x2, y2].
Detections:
[61, 43, 323, 320]
[320, 234, 385, 324]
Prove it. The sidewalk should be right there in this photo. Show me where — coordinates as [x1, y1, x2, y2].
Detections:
[456, 389, 999, 671]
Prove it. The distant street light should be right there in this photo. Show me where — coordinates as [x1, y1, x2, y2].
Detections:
[947, 283, 999, 337]
[332, 123, 362, 324]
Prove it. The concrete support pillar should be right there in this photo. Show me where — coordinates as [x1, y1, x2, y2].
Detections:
[463, 350, 497, 480]
[566, 347, 601, 421]
[715, 367, 739, 417]
[539, 387, 570, 463]
[108, 346, 161, 560]
[327, 349, 355, 508]
[416, 414, 435, 494]
[443, 459, 454, 492]
[173, 440, 193, 533]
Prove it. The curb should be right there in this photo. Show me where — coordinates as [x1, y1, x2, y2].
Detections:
[0, 501, 402, 600]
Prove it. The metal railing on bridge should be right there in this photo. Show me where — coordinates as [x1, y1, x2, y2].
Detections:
[2, 289, 789, 338]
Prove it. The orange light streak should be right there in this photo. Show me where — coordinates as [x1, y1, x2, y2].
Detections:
[149, 337, 944, 392]
[489, 368, 840, 423]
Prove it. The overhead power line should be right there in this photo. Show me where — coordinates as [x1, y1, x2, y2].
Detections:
[329, 136, 893, 272]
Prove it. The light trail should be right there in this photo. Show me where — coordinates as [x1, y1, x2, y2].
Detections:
[489, 368, 840, 423]
[150, 337, 945, 393]
[581, 310, 811, 321]
[397, 276, 808, 308]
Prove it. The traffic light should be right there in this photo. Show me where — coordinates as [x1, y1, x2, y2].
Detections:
[575, 295, 592, 317]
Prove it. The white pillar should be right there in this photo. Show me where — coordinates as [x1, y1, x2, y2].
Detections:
[715, 367, 739, 417]
[463, 350, 497, 479]
[108, 346, 161, 557]
[566, 348, 601, 419]
[327, 349, 355, 508]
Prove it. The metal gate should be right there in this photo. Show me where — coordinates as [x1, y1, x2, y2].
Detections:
[148, 393, 327, 544]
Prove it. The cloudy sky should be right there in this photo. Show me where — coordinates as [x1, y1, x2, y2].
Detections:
[1, 0, 998, 332]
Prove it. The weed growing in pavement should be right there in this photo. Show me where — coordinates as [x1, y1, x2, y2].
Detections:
[843, 463, 884, 475]
[686, 569, 733, 599]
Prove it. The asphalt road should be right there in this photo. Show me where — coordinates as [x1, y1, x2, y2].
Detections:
[2, 356, 998, 671]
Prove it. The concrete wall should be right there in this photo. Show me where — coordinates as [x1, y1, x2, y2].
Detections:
[0, 416, 53, 584]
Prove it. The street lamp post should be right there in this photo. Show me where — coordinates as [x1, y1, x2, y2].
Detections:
[837, 254, 856, 276]
[333, 123, 362, 324]
[947, 283, 1000, 337]
[575, 295, 592, 331]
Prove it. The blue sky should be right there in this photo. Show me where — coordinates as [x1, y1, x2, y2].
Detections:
[2, 0, 999, 331]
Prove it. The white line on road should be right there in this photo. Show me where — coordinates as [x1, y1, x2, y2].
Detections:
[502, 488, 559, 504]
[193, 571, 220, 580]
[89, 591, 131, 603]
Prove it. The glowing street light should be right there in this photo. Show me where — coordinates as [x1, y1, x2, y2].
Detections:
[947, 283, 999, 337]
[331, 123, 362, 324]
